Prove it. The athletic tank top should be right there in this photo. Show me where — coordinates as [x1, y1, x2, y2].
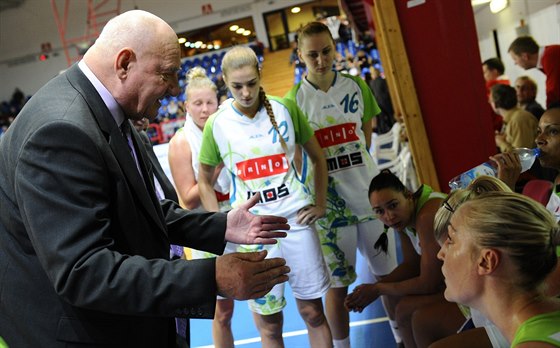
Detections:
[403, 185, 446, 255]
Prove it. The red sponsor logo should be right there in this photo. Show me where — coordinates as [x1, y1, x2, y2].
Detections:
[236, 154, 289, 180]
[315, 123, 359, 148]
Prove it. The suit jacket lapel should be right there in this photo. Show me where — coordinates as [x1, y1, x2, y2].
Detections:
[65, 65, 166, 235]
[130, 127, 166, 224]
[139, 132, 179, 203]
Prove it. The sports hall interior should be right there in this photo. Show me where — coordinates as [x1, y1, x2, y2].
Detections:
[1, 0, 559, 347]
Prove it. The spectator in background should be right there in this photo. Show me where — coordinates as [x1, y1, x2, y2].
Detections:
[355, 49, 370, 72]
[333, 52, 348, 73]
[509, 36, 560, 108]
[514, 75, 545, 120]
[483, 58, 510, 132]
[338, 17, 355, 57]
[360, 29, 376, 59]
[483, 58, 510, 89]
[367, 67, 395, 135]
[9, 88, 25, 115]
[289, 40, 307, 84]
[214, 73, 229, 103]
[491, 84, 538, 153]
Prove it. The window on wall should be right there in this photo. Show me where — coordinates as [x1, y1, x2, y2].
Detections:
[176, 17, 256, 58]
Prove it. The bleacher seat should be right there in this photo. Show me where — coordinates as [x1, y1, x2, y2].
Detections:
[146, 123, 163, 144]
[371, 122, 402, 165]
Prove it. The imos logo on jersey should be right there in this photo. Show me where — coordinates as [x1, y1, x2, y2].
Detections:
[247, 184, 290, 203]
[236, 153, 289, 180]
[315, 123, 359, 148]
[327, 151, 364, 172]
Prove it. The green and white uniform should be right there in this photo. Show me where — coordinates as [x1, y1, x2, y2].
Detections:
[200, 97, 330, 314]
[177, 117, 234, 258]
[286, 72, 397, 287]
[403, 185, 447, 255]
[511, 311, 560, 347]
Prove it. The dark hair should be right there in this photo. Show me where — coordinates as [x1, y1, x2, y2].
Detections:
[368, 169, 407, 196]
[297, 21, 335, 48]
[490, 84, 517, 109]
[482, 58, 505, 75]
[508, 36, 539, 55]
[516, 75, 538, 92]
[368, 170, 409, 255]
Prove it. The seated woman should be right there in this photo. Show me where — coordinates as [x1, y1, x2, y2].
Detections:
[438, 191, 560, 347]
[345, 170, 464, 348]
[415, 175, 511, 348]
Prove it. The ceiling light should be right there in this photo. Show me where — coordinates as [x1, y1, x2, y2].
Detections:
[178, 38, 186, 44]
[236, 28, 245, 34]
[291, 7, 301, 14]
[471, 0, 491, 6]
[229, 25, 239, 31]
[243, 30, 251, 36]
[490, 0, 508, 13]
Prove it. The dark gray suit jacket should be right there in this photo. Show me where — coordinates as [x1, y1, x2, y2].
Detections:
[0, 64, 226, 347]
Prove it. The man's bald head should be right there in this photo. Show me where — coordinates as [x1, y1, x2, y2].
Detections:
[83, 10, 181, 120]
[85, 10, 177, 66]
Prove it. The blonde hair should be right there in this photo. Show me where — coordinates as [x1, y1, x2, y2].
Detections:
[185, 66, 217, 101]
[221, 46, 288, 153]
[459, 191, 559, 291]
[434, 176, 511, 242]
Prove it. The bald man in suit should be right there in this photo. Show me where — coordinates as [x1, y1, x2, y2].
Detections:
[0, 10, 290, 347]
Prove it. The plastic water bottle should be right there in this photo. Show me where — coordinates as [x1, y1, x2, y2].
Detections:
[448, 148, 540, 190]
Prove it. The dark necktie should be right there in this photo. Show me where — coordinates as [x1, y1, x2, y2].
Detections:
[120, 120, 144, 178]
[120, 121, 134, 156]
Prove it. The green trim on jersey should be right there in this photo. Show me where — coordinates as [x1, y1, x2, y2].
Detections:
[199, 97, 313, 167]
[511, 310, 560, 347]
[342, 73, 381, 123]
[285, 73, 382, 125]
[268, 95, 314, 146]
[199, 112, 222, 167]
[405, 185, 447, 237]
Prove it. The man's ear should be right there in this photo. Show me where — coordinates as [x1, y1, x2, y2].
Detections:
[115, 48, 134, 79]
[477, 248, 500, 275]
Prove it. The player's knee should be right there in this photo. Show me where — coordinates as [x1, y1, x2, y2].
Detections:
[215, 306, 234, 326]
[394, 300, 413, 327]
[299, 305, 327, 328]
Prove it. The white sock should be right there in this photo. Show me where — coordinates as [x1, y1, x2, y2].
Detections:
[333, 336, 350, 348]
[389, 320, 402, 344]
